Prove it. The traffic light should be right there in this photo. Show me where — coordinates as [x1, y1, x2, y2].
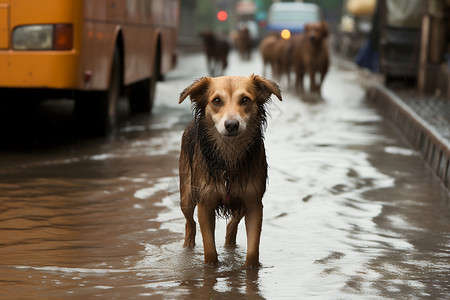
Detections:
[217, 10, 228, 21]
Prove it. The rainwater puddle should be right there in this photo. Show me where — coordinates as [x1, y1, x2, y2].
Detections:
[0, 52, 449, 299]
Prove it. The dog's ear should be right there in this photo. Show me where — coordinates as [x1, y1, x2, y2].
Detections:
[179, 77, 211, 104]
[304, 23, 311, 33]
[321, 21, 329, 38]
[251, 74, 282, 102]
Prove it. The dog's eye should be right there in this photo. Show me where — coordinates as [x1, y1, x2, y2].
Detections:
[211, 98, 222, 106]
[240, 97, 251, 105]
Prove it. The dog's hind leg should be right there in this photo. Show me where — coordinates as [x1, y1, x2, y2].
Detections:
[295, 68, 304, 94]
[244, 202, 263, 268]
[197, 202, 218, 265]
[318, 68, 328, 96]
[210, 59, 217, 77]
[309, 69, 319, 94]
[222, 56, 228, 74]
[181, 190, 196, 247]
[207, 57, 214, 76]
[225, 209, 244, 247]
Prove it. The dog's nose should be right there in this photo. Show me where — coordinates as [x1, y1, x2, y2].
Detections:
[224, 120, 239, 133]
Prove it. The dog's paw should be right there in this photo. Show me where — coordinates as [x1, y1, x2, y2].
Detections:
[183, 240, 195, 248]
[243, 261, 261, 269]
[204, 259, 219, 267]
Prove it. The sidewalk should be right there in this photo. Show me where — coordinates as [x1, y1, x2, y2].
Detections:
[366, 82, 450, 192]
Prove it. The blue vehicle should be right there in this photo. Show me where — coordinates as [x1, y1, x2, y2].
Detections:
[266, 2, 322, 36]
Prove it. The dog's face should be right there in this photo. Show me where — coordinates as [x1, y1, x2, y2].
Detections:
[179, 75, 282, 137]
[304, 21, 329, 43]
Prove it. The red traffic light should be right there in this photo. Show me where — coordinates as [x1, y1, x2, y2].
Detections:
[217, 11, 228, 21]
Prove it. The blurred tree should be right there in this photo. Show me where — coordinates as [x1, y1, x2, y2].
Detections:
[195, 0, 217, 32]
[179, 0, 198, 48]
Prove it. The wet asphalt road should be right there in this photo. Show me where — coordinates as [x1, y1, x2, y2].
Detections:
[0, 51, 449, 299]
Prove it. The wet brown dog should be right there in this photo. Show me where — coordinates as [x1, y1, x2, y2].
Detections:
[179, 75, 282, 268]
[292, 21, 329, 95]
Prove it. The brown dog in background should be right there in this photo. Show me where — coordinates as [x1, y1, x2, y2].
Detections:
[179, 75, 282, 268]
[271, 37, 294, 86]
[292, 21, 329, 95]
[259, 33, 279, 78]
[200, 31, 230, 76]
[234, 27, 252, 61]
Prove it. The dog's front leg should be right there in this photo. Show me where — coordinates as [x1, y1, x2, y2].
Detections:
[318, 70, 327, 96]
[244, 202, 263, 268]
[309, 69, 318, 93]
[295, 68, 304, 94]
[181, 196, 196, 248]
[197, 202, 218, 265]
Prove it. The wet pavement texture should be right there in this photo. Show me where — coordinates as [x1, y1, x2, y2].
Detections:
[0, 51, 449, 299]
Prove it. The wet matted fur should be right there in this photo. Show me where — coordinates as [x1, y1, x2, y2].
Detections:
[178, 75, 282, 268]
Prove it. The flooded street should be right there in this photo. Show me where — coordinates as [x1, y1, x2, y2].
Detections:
[1, 51, 449, 299]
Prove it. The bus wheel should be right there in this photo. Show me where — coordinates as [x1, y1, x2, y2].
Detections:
[129, 54, 158, 113]
[97, 47, 121, 135]
[76, 48, 121, 136]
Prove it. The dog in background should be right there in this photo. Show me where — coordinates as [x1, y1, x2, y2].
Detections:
[271, 37, 294, 86]
[259, 33, 279, 78]
[292, 21, 329, 95]
[233, 27, 252, 61]
[178, 75, 282, 268]
[200, 31, 230, 76]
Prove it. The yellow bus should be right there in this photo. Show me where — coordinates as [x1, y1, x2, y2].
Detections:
[0, 0, 179, 134]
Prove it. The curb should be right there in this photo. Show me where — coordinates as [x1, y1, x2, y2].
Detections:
[367, 85, 450, 192]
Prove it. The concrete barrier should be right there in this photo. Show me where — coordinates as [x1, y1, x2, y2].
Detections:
[367, 85, 450, 191]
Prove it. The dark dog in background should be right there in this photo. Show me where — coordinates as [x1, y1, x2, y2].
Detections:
[233, 27, 252, 61]
[200, 31, 230, 76]
[292, 21, 329, 95]
[178, 75, 282, 268]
